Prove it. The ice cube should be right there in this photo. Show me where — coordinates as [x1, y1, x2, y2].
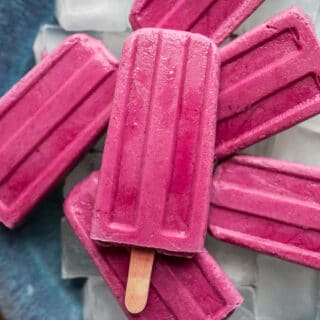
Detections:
[228, 306, 254, 320]
[316, 279, 320, 320]
[256, 255, 318, 320]
[63, 152, 102, 198]
[56, 0, 134, 32]
[33, 24, 102, 63]
[239, 286, 256, 314]
[241, 137, 275, 157]
[90, 134, 106, 152]
[237, 0, 320, 35]
[206, 237, 258, 286]
[33, 24, 127, 64]
[102, 31, 131, 59]
[228, 286, 256, 320]
[270, 116, 320, 166]
[316, 8, 320, 37]
[61, 218, 99, 279]
[83, 277, 126, 320]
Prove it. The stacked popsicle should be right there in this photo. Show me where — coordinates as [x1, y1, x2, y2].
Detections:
[2, 0, 320, 319]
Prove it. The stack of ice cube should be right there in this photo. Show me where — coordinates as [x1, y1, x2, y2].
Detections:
[33, 24, 129, 62]
[269, 116, 320, 166]
[83, 277, 126, 320]
[206, 238, 258, 319]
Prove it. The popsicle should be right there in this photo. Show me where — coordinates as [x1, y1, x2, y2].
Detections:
[216, 7, 320, 159]
[209, 155, 320, 269]
[0, 34, 118, 229]
[92, 28, 219, 254]
[64, 171, 243, 320]
[91, 28, 219, 312]
[129, 0, 265, 45]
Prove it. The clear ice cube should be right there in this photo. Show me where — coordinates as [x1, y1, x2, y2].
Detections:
[239, 286, 256, 314]
[61, 218, 99, 279]
[63, 152, 102, 198]
[102, 31, 130, 59]
[228, 306, 254, 320]
[228, 286, 256, 320]
[33, 24, 128, 65]
[83, 277, 126, 320]
[256, 255, 318, 320]
[241, 137, 275, 157]
[316, 8, 320, 36]
[56, 0, 134, 32]
[206, 237, 258, 286]
[270, 116, 320, 166]
[33, 24, 102, 63]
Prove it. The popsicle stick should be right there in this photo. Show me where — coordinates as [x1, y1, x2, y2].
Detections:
[125, 248, 155, 314]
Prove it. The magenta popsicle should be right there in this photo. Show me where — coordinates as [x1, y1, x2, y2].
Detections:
[91, 28, 220, 255]
[129, 0, 265, 45]
[0, 34, 118, 228]
[209, 155, 320, 269]
[64, 171, 243, 320]
[216, 7, 320, 159]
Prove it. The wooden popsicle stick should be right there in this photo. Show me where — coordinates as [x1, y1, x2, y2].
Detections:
[125, 247, 155, 314]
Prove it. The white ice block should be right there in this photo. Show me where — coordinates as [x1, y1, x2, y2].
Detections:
[63, 152, 102, 198]
[316, 9, 320, 36]
[206, 237, 258, 286]
[61, 218, 99, 279]
[56, 0, 134, 32]
[241, 137, 275, 157]
[90, 134, 106, 153]
[239, 286, 256, 314]
[237, 0, 320, 35]
[229, 286, 256, 320]
[101, 31, 130, 59]
[228, 307, 254, 320]
[33, 24, 128, 64]
[256, 255, 318, 320]
[317, 280, 320, 320]
[33, 24, 102, 63]
[83, 277, 126, 320]
[270, 116, 320, 166]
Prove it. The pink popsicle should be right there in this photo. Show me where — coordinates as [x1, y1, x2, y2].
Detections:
[64, 171, 243, 320]
[129, 0, 265, 45]
[209, 155, 320, 269]
[91, 28, 220, 255]
[216, 7, 320, 159]
[0, 34, 118, 228]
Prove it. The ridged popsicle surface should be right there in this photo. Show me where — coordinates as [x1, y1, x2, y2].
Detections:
[210, 155, 320, 269]
[92, 29, 219, 255]
[0, 34, 118, 228]
[216, 7, 320, 159]
[65, 171, 243, 320]
[130, 0, 265, 45]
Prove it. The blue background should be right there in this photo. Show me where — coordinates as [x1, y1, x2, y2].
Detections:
[0, 1, 84, 319]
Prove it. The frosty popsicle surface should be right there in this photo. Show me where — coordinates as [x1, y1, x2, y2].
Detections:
[129, 0, 265, 45]
[0, 34, 118, 228]
[209, 155, 320, 269]
[91, 28, 220, 255]
[65, 171, 243, 320]
[216, 7, 320, 159]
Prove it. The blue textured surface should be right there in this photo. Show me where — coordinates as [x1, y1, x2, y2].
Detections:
[0, 190, 84, 320]
[0, 1, 84, 319]
[0, 0, 55, 95]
